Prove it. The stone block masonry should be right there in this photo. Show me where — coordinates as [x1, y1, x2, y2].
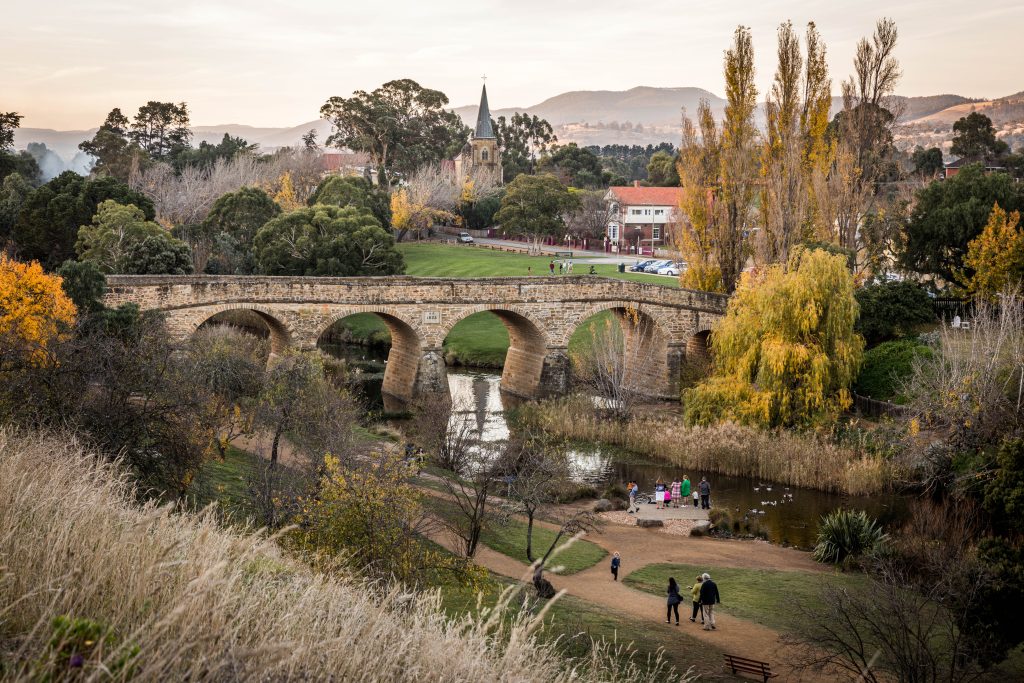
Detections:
[105, 275, 727, 402]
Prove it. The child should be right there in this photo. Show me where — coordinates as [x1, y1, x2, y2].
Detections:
[610, 552, 621, 581]
[693, 488, 700, 508]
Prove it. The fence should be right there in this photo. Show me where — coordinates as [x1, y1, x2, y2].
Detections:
[851, 392, 910, 419]
[932, 297, 972, 320]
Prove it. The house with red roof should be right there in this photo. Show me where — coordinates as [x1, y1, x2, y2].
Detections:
[603, 183, 684, 254]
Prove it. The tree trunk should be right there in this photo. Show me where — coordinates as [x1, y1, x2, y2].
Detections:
[270, 424, 284, 468]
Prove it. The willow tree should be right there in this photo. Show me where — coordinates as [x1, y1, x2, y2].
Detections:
[759, 21, 832, 265]
[684, 247, 863, 429]
[675, 26, 758, 294]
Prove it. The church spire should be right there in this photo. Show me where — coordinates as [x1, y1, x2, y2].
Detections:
[474, 84, 495, 139]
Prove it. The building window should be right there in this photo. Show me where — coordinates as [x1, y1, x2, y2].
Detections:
[652, 226, 661, 240]
[644, 209, 651, 215]
[481, 149, 488, 161]
[654, 209, 664, 216]
[630, 208, 642, 216]
[609, 224, 619, 240]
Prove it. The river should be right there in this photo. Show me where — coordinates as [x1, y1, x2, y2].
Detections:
[322, 343, 910, 549]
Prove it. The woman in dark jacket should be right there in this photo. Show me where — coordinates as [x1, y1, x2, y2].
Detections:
[666, 577, 682, 625]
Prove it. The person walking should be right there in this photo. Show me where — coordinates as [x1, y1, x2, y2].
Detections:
[671, 478, 682, 509]
[688, 575, 703, 624]
[699, 477, 711, 509]
[681, 476, 691, 506]
[699, 572, 720, 630]
[666, 577, 682, 625]
[610, 552, 621, 581]
[549, 260, 555, 275]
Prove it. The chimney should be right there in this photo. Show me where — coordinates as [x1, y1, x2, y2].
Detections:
[633, 180, 640, 188]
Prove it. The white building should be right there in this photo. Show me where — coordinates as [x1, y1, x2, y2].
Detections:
[604, 183, 683, 254]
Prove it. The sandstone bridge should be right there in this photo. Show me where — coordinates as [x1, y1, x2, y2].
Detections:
[104, 275, 728, 402]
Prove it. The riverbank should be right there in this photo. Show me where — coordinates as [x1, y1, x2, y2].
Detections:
[514, 396, 890, 495]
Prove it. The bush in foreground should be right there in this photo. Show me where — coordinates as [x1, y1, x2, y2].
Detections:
[0, 431, 680, 682]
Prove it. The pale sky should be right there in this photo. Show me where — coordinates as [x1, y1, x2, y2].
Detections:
[3, 0, 1022, 130]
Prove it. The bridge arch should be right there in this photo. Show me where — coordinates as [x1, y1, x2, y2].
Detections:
[315, 308, 426, 402]
[190, 304, 293, 358]
[565, 302, 673, 399]
[439, 305, 550, 399]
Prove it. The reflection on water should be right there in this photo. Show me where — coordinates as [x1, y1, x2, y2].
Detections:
[322, 343, 911, 549]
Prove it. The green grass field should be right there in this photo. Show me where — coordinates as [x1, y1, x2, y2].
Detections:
[186, 445, 261, 520]
[424, 496, 606, 574]
[329, 243, 655, 367]
[623, 562, 868, 634]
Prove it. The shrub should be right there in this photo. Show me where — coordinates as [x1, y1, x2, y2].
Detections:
[854, 339, 933, 402]
[813, 509, 888, 565]
[855, 280, 936, 346]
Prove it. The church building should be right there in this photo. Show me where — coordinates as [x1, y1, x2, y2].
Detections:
[453, 84, 502, 180]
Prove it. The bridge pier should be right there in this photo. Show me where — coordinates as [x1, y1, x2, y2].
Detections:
[538, 347, 571, 397]
[413, 347, 450, 396]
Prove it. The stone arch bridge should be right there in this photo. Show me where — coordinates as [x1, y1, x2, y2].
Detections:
[104, 275, 727, 402]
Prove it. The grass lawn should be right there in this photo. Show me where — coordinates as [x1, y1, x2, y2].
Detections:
[623, 562, 869, 634]
[439, 576, 738, 680]
[398, 242, 678, 287]
[423, 495, 606, 574]
[186, 445, 261, 520]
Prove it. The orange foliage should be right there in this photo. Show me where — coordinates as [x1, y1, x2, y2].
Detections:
[0, 256, 77, 364]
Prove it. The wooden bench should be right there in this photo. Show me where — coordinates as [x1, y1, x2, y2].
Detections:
[723, 654, 777, 682]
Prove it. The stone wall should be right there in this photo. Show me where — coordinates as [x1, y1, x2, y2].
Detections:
[104, 275, 727, 401]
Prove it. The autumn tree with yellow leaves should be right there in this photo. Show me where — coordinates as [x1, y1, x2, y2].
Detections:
[675, 26, 759, 293]
[0, 256, 77, 366]
[272, 171, 301, 212]
[684, 247, 863, 429]
[960, 204, 1024, 299]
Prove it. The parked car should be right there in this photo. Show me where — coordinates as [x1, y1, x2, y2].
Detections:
[657, 262, 687, 276]
[629, 259, 657, 272]
[457, 232, 474, 243]
[643, 260, 672, 273]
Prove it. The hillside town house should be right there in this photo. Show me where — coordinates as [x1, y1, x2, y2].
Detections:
[604, 183, 684, 254]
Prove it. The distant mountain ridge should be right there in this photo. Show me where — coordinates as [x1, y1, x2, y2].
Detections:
[13, 87, 1019, 163]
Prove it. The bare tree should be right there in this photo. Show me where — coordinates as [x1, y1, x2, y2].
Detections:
[570, 306, 662, 419]
[498, 432, 600, 597]
[563, 189, 612, 240]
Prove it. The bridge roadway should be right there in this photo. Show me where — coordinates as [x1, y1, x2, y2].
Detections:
[104, 275, 727, 402]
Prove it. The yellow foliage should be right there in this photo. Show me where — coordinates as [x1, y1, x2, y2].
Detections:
[273, 172, 301, 212]
[460, 176, 476, 204]
[960, 203, 1024, 299]
[685, 247, 863, 429]
[0, 256, 77, 364]
[390, 187, 457, 239]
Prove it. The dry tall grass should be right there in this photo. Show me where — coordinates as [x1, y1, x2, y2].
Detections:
[0, 431, 681, 682]
[517, 398, 887, 494]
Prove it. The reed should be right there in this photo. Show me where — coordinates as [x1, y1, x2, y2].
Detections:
[516, 397, 888, 494]
[0, 431, 682, 682]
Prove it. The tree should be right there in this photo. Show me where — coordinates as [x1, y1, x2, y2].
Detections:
[911, 146, 944, 177]
[0, 255, 77, 365]
[308, 175, 391, 227]
[253, 204, 404, 276]
[493, 173, 579, 254]
[498, 432, 599, 597]
[272, 171, 301, 212]
[13, 172, 155, 269]
[675, 101, 725, 292]
[172, 134, 256, 172]
[759, 21, 832, 265]
[960, 204, 1024, 298]
[55, 259, 106, 314]
[0, 172, 33, 244]
[951, 112, 1008, 163]
[129, 101, 192, 161]
[563, 189, 610, 240]
[202, 186, 281, 274]
[537, 144, 608, 188]
[645, 150, 679, 186]
[320, 79, 469, 189]
[78, 108, 147, 181]
[898, 164, 1024, 283]
[0, 112, 21, 151]
[685, 247, 863, 429]
[492, 112, 557, 180]
[854, 280, 935, 345]
[819, 18, 901, 263]
[75, 200, 191, 274]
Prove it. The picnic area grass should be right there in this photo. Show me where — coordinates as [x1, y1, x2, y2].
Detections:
[623, 562, 868, 634]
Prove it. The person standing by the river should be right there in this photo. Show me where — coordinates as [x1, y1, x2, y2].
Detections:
[655, 479, 666, 509]
[671, 478, 682, 509]
[699, 477, 711, 509]
[681, 476, 691, 506]
[627, 481, 638, 513]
